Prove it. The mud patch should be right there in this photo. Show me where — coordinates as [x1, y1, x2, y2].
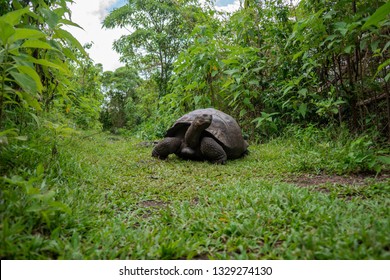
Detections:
[284, 172, 390, 200]
[285, 173, 390, 187]
[138, 199, 168, 208]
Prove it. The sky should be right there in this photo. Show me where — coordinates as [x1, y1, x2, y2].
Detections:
[65, 0, 240, 72]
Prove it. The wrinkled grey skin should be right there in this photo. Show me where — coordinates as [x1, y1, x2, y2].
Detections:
[152, 108, 249, 164]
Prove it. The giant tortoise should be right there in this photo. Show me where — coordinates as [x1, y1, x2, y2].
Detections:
[152, 108, 248, 164]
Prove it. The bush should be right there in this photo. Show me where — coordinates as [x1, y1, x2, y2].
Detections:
[284, 125, 390, 174]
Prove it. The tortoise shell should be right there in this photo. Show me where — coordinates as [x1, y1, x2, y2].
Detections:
[166, 108, 248, 158]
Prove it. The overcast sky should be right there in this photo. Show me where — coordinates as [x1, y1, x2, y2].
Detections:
[65, 0, 240, 72]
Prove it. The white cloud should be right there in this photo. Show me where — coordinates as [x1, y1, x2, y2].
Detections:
[215, 0, 240, 12]
[94, 0, 118, 21]
[65, 0, 127, 72]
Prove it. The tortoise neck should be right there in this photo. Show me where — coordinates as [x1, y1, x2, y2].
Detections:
[184, 123, 208, 148]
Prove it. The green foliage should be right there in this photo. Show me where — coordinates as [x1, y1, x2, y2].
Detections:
[100, 66, 140, 131]
[0, 0, 100, 133]
[103, 0, 205, 98]
[168, 24, 226, 110]
[67, 44, 104, 130]
[284, 0, 389, 133]
[0, 118, 79, 258]
[162, 0, 390, 141]
[362, 1, 390, 30]
[167, 0, 294, 137]
[0, 0, 104, 259]
[284, 125, 389, 174]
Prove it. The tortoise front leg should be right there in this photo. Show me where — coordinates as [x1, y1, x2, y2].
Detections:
[152, 137, 182, 160]
[200, 137, 227, 164]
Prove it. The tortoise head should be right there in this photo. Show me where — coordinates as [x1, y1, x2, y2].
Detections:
[192, 113, 212, 130]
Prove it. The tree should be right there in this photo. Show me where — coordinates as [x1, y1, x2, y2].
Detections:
[102, 0, 205, 98]
[286, 0, 390, 136]
[163, 0, 390, 141]
[67, 44, 104, 129]
[100, 67, 140, 131]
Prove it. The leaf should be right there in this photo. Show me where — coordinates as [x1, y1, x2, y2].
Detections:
[10, 71, 42, 111]
[334, 21, 348, 36]
[0, 20, 15, 44]
[344, 45, 354, 54]
[27, 57, 70, 74]
[36, 164, 44, 177]
[40, 8, 60, 29]
[62, 47, 78, 62]
[11, 28, 46, 42]
[49, 201, 72, 214]
[0, 6, 30, 25]
[382, 41, 390, 53]
[211, 70, 219, 77]
[0, 136, 8, 145]
[21, 39, 55, 50]
[362, 1, 390, 30]
[29, 112, 41, 127]
[224, 69, 240, 75]
[58, 18, 84, 29]
[377, 156, 390, 165]
[293, 50, 304, 61]
[20, 91, 42, 111]
[14, 136, 28, 141]
[298, 103, 308, 118]
[298, 88, 308, 97]
[374, 58, 390, 79]
[385, 72, 390, 82]
[10, 71, 37, 94]
[376, 59, 390, 73]
[0, 128, 18, 137]
[15, 65, 43, 92]
[54, 28, 88, 57]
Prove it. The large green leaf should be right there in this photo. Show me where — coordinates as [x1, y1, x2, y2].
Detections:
[10, 71, 37, 94]
[0, 6, 30, 25]
[377, 156, 390, 165]
[27, 56, 70, 74]
[298, 103, 308, 118]
[20, 90, 42, 111]
[58, 18, 84, 29]
[0, 20, 15, 44]
[40, 8, 60, 29]
[11, 28, 46, 43]
[21, 39, 56, 50]
[224, 69, 240, 75]
[9, 72, 42, 111]
[362, 1, 390, 30]
[62, 47, 78, 62]
[54, 28, 88, 57]
[15, 65, 43, 92]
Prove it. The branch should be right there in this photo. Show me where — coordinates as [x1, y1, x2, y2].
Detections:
[357, 93, 387, 106]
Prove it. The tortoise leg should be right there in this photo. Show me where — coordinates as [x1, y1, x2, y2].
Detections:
[152, 137, 182, 160]
[200, 137, 227, 164]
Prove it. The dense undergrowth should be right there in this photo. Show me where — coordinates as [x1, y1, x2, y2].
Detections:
[1, 125, 389, 259]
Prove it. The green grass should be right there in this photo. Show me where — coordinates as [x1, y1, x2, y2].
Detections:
[1, 132, 389, 259]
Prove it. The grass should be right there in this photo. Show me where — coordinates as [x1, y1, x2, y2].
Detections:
[1, 131, 389, 259]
